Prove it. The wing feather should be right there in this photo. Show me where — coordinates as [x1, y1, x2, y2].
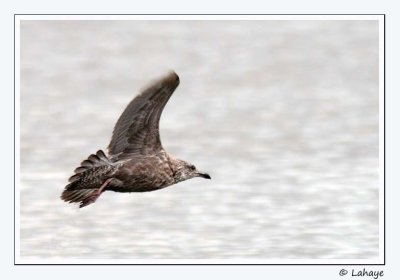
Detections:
[108, 71, 180, 159]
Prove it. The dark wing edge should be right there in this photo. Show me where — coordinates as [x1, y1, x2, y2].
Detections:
[107, 71, 180, 159]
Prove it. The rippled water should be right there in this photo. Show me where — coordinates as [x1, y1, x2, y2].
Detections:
[19, 20, 379, 260]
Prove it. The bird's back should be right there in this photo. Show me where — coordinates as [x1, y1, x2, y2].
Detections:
[108, 152, 175, 193]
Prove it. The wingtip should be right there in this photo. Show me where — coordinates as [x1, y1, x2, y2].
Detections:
[166, 71, 180, 86]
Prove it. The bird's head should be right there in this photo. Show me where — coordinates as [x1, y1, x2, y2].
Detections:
[173, 159, 211, 183]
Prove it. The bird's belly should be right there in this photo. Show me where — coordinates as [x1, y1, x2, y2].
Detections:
[108, 173, 174, 193]
[109, 182, 170, 193]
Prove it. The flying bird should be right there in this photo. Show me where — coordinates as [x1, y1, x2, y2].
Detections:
[61, 71, 211, 208]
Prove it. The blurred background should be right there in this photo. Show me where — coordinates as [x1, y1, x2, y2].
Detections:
[20, 20, 379, 260]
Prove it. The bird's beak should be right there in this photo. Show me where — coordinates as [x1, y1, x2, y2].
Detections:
[197, 172, 211, 179]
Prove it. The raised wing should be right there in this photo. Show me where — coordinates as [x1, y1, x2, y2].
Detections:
[108, 71, 180, 159]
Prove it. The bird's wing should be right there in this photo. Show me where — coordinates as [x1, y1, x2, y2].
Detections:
[108, 71, 180, 160]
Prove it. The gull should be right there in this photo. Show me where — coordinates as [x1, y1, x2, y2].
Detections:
[61, 71, 211, 208]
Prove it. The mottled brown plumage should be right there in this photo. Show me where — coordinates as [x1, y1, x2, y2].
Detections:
[61, 72, 211, 208]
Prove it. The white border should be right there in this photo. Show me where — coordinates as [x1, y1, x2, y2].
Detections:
[15, 17, 21, 264]
[17, 258, 382, 265]
[378, 15, 385, 264]
[16, 14, 383, 21]
[14, 14, 385, 265]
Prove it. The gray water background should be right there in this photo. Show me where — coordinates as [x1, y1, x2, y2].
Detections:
[20, 20, 379, 260]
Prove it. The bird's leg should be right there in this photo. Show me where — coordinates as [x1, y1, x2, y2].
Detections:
[80, 178, 114, 208]
[97, 178, 114, 194]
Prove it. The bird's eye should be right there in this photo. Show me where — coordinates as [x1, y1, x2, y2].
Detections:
[189, 165, 196, 170]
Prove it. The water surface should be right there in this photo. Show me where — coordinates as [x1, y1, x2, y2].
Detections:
[20, 20, 379, 260]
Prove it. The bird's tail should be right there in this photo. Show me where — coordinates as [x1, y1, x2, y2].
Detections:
[67, 150, 112, 183]
[61, 150, 114, 207]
